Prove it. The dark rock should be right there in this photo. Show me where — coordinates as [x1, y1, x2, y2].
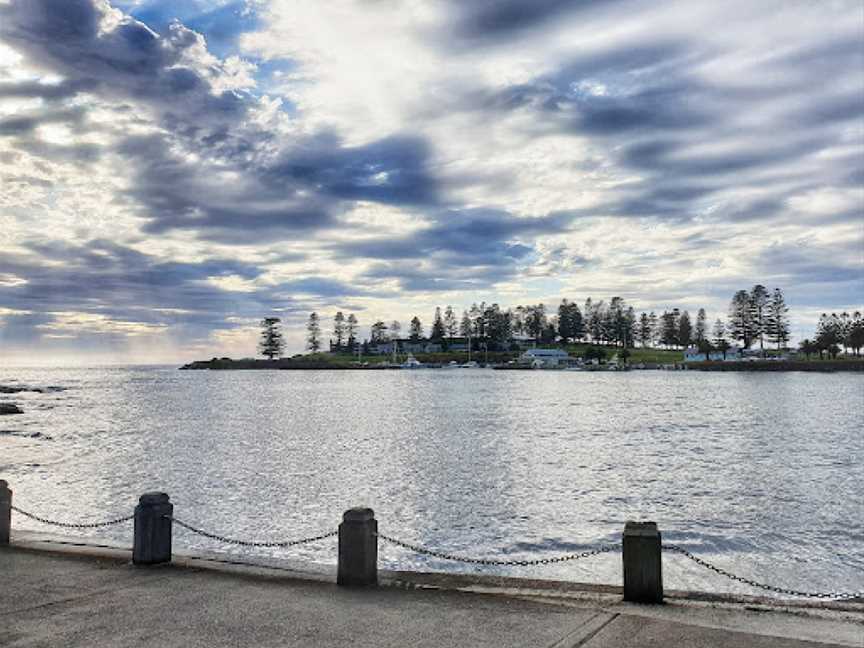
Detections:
[0, 403, 23, 415]
[0, 385, 44, 394]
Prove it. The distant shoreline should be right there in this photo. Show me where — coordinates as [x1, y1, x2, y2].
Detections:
[179, 357, 864, 372]
[685, 359, 864, 372]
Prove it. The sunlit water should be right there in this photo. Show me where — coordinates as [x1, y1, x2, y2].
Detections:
[1, 366, 862, 596]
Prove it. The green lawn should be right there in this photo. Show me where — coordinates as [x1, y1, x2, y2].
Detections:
[563, 343, 683, 364]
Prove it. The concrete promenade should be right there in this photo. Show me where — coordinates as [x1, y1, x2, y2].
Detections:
[1, 536, 862, 648]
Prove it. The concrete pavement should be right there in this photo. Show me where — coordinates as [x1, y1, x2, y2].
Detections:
[1, 539, 862, 647]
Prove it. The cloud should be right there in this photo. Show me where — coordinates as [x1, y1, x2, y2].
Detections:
[0, 0, 862, 358]
[444, 0, 626, 43]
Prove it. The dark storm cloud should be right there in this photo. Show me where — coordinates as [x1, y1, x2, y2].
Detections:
[446, 0, 626, 42]
[0, 240, 274, 331]
[470, 39, 710, 135]
[756, 243, 864, 287]
[0, 78, 97, 100]
[0, 106, 86, 136]
[265, 135, 438, 206]
[116, 130, 438, 242]
[336, 208, 567, 262]
[0, 0, 444, 242]
[336, 208, 571, 292]
[0, 0, 248, 127]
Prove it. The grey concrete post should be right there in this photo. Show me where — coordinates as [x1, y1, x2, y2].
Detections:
[0, 480, 11, 545]
[623, 521, 663, 603]
[133, 492, 172, 565]
[337, 508, 377, 586]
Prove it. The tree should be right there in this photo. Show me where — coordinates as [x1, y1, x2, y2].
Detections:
[583, 346, 607, 362]
[766, 288, 790, 350]
[389, 320, 401, 340]
[660, 310, 678, 348]
[728, 290, 755, 349]
[695, 308, 707, 344]
[816, 313, 842, 358]
[443, 306, 458, 338]
[370, 320, 388, 342]
[258, 317, 284, 359]
[697, 337, 713, 358]
[713, 318, 730, 359]
[524, 304, 547, 342]
[678, 310, 693, 349]
[332, 311, 346, 350]
[648, 311, 659, 346]
[847, 312, 864, 356]
[798, 338, 816, 360]
[750, 284, 770, 354]
[468, 303, 482, 338]
[409, 316, 423, 340]
[608, 297, 632, 347]
[484, 304, 512, 350]
[459, 310, 472, 337]
[430, 307, 446, 340]
[638, 312, 652, 348]
[346, 314, 358, 350]
[306, 312, 321, 352]
[557, 299, 583, 344]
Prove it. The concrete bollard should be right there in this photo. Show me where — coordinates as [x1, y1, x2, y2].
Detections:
[623, 520, 663, 603]
[0, 480, 11, 545]
[337, 507, 377, 586]
[133, 492, 173, 565]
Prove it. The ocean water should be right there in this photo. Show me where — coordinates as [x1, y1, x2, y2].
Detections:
[1, 366, 862, 596]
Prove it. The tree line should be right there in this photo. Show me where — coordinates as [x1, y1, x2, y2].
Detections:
[253, 285, 802, 359]
[799, 311, 864, 359]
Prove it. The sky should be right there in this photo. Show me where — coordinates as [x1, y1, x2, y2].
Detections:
[0, 0, 862, 364]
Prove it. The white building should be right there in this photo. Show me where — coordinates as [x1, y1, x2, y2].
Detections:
[520, 348, 573, 368]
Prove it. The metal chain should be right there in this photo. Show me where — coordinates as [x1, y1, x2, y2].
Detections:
[664, 545, 864, 601]
[11, 505, 134, 529]
[377, 532, 616, 566]
[167, 516, 337, 548]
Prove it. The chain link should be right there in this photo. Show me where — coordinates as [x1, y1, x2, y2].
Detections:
[167, 516, 337, 548]
[377, 532, 617, 567]
[664, 545, 864, 601]
[11, 505, 134, 529]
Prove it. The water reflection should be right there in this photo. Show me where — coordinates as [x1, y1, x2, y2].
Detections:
[1, 366, 862, 592]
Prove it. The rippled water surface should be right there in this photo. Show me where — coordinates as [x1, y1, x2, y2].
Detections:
[2, 366, 862, 595]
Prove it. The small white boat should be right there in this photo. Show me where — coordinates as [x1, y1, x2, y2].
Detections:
[401, 354, 423, 369]
[459, 361, 479, 368]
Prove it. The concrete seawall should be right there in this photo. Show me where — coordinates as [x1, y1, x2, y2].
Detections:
[2, 530, 862, 648]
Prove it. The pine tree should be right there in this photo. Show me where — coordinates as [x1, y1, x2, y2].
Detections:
[431, 307, 446, 339]
[846, 311, 864, 356]
[648, 311, 658, 346]
[258, 317, 284, 359]
[766, 288, 790, 350]
[678, 310, 693, 348]
[660, 310, 678, 348]
[557, 299, 583, 343]
[346, 313, 358, 350]
[443, 306, 457, 338]
[389, 320, 401, 340]
[370, 320, 388, 342]
[638, 312, 652, 348]
[695, 308, 707, 343]
[712, 318, 730, 359]
[409, 316, 423, 340]
[750, 284, 770, 354]
[815, 313, 842, 358]
[728, 290, 755, 349]
[460, 311, 472, 337]
[332, 311, 346, 350]
[306, 312, 321, 352]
